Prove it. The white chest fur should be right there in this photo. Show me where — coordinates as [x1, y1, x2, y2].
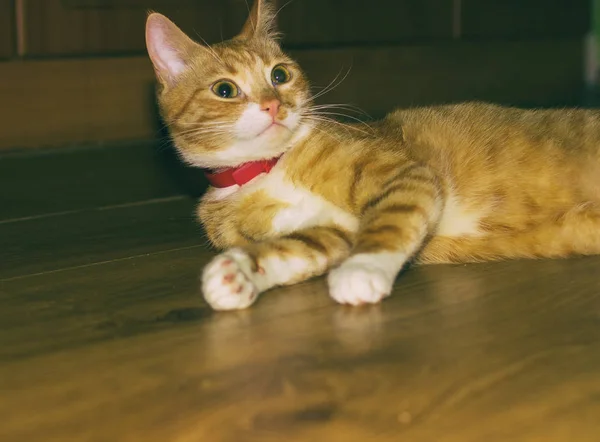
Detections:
[212, 168, 359, 235]
[266, 170, 358, 234]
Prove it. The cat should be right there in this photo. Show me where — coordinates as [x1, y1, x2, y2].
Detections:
[145, 0, 600, 311]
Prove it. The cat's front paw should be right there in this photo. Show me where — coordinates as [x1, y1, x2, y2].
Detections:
[202, 249, 259, 311]
[327, 255, 396, 306]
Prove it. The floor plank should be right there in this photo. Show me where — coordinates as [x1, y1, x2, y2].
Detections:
[3, 140, 600, 441]
[0, 143, 205, 220]
[2, 248, 599, 441]
[0, 197, 202, 279]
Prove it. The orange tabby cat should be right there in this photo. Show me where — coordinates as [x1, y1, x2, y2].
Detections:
[146, 0, 600, 310]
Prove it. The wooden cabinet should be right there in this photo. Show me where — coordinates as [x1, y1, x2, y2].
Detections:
[0, 0, 15, 58]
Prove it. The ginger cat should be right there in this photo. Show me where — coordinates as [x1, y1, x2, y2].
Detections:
[146, 0, 600, 311]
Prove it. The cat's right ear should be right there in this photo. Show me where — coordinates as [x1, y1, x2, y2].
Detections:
[145, 13, 199, 86]
[237, 0, 278, 41]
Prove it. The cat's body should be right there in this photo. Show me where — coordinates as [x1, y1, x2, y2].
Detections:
[146, 1, 600, 310]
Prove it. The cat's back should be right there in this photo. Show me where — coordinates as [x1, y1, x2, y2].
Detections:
[384, 101, 600, 157]
[380, 101, 600, 235]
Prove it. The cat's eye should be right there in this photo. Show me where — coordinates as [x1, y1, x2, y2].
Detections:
[271, 65, 291, 85]
[211, 80, 240, 99]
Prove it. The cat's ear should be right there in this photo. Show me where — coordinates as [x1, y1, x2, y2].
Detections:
[237, 0, 278, 41]
[145, 13, 199, 86]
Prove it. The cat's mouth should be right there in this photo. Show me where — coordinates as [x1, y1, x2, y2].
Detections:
[257, 121, 288, 137]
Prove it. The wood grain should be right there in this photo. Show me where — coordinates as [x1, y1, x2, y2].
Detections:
[0, 38, 584, 149]
[0, 197, 202, 279]
[279, 0, 453, 46]
[0, 143, 205, 219]
[0, 0, 15, 58]
[1, 148, 599, 440]
[27, 0, 593, 56]
[1, 239, 599, 441]
[0, 57, 158, 148]
[461, 0, 590, 39]
[20, 0, 452, 56]
[19, 0, 246, 56]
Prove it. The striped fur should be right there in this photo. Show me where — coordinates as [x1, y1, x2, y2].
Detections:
[147, 2, 600, 310]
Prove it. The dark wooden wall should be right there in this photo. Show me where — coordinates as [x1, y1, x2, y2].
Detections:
[13, 0, 590, 55]
[0, 0, 14, 58]
[0, 0, 591, 149]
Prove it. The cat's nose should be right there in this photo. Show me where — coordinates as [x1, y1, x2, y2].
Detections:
[261, 99, 281, 119]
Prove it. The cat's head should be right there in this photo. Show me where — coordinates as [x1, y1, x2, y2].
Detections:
[145, 0, 312, 169]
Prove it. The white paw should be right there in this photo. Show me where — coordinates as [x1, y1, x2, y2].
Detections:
[202, 249, 259, 311]
[328, 256, 398, 306]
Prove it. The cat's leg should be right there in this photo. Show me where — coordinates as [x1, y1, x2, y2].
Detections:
[202, 226, 353, 310]
[418, 204, 600, 264]
[328, 166, 443, 305]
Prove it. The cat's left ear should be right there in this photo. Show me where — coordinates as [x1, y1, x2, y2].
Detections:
[145, 13, 200, 86]
[237, 0, 278, 41]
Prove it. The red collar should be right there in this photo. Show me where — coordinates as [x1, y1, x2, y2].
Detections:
[204, 157, 280, 188]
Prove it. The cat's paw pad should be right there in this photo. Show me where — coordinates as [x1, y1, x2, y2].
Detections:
[202, 249, 259, 311]
[328, 261, 393, 306]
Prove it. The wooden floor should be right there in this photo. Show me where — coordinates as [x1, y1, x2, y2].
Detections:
[2, 145, 600, 441]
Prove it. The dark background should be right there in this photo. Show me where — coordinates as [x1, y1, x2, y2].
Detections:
[0, 0, 593, 151]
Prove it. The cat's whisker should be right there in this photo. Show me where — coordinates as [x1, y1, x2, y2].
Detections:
[302, 113, 345, 126]
[308, 107, 374, 127]
[191, 32, 226, 67]
[174, 127, 231, 142]
[302, 119, 345, 143]
[308, 103, 373, 119]
[171, 119, 233, 128]
[156, 137, 176, 152]
[308, 65, 353, 102]
[274, 0, 297, 19]
[304, 113, 373, 138]
[304, 109, 366, 127]
[302, 115, 355, 138]
[309, 103, 373, 124]
[308, 69, 344, 99]
[309, 106, 362, 116]
[312, 121, 343, 143]
[168, 121, 234, 139]
[175, 125, 232, 134]
[242, 0, 252, 17]
[312, 111, 375, 134]
[180, 133, 229, 143]
[174, 124, 230, 134]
